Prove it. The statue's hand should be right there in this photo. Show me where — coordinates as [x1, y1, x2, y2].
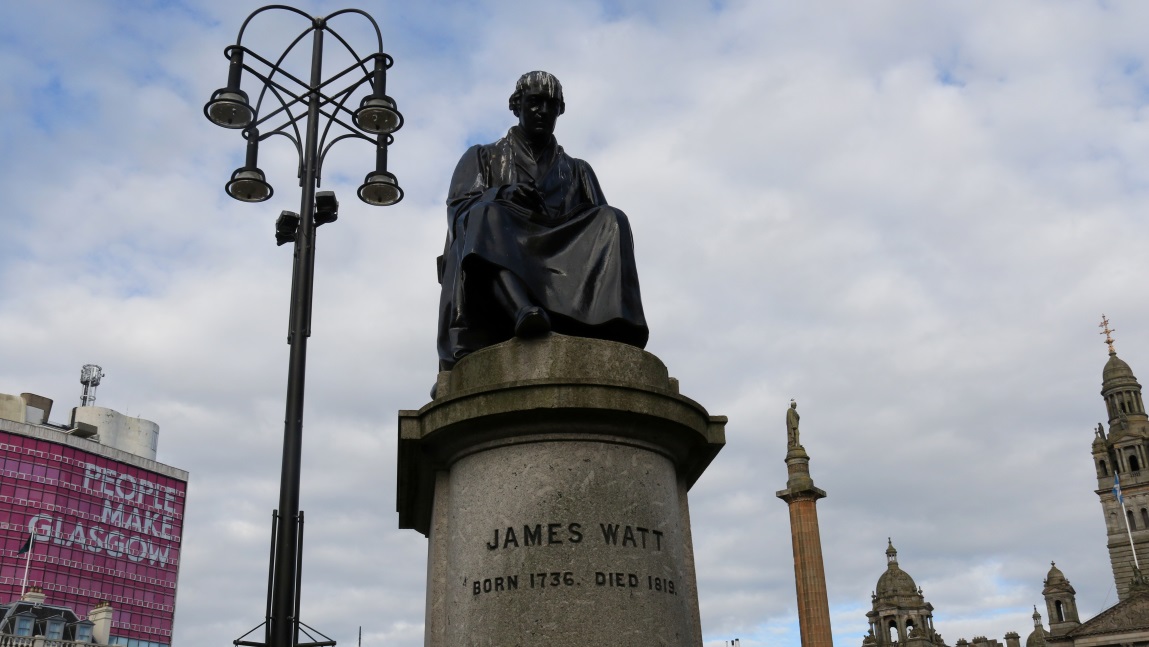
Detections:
[506, 183, 547, 215]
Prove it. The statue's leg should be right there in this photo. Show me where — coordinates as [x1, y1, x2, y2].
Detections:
[494, 269, 550, 337]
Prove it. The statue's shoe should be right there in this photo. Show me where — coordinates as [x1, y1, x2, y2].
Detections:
[514, 306, 551, 338]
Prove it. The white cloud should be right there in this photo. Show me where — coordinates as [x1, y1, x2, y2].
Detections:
[2, 1, 1149, 646]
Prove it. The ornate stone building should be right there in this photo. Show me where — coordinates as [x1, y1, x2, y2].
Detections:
[858, 321, 1149, 647]
[1090, 322, 1149, 600]
[859, 544, 1055, 647]
[862, 541, 942, 647]
[1035, 324, 1149, 647]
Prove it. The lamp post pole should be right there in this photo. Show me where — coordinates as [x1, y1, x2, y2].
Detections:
[272, 24, 323, 647]
[204, 7, 403, 647]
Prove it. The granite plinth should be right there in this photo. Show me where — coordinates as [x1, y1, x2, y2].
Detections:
[397, 334, 725, 647]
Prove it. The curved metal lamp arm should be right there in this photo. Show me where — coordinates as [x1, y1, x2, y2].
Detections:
[316, 88, 360, 182]
[240, 68, 305, 160]
[316, 132, 378, 182]
[264, 130, 305, 180]
[248, 25, 314, 127]
[325, 8, 384, 52]
[234, 4, 314, 46]
[236, 46, 380, 134]
[247, 69, 378, 173]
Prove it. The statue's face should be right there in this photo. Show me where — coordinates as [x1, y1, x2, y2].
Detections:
[516, 91, 561, 140]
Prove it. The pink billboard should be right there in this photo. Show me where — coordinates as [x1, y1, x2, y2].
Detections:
[0, 429, 185, 645]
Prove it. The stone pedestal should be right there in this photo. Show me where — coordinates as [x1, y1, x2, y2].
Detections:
[398, 334, 726, 647]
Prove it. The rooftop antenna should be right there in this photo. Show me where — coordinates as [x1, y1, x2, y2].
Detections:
[80, 364, 104, 407]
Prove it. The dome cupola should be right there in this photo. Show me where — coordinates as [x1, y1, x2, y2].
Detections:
[877, 540, 920, 598]
[866, 540, 936, 646]
[1098, 316, 1148, 438]
[1026, 607, 1050, 647]
[1042, 561, 1080, 635]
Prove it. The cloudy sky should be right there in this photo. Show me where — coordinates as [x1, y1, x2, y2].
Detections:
[3, 0, 1149, 645]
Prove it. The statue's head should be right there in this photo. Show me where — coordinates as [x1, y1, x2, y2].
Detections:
[509, 71, 565, 141]
[509, 71, 566, 113]
[790, 399, 797, 409]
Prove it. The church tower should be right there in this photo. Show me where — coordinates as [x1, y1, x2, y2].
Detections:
[1041, 562, 1080, 636]
[1092, 316, 1149, 600]
[862, 541, 941, 647]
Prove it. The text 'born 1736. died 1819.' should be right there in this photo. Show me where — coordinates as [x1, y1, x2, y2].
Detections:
[435, 70, 649, 371]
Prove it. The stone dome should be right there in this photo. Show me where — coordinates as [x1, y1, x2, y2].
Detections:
[1026, 626, 1050, 647]
[876, 540, 920, 598]
[1104, 353, 1138, 384]
[1042, 561, 1076, 596]
[876, 565, 919, 597]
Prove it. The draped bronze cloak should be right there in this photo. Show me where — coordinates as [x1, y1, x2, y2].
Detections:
[437, 126, 648, 369]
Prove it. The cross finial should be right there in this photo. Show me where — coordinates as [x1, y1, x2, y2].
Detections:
[1100, 314, 1117, 354]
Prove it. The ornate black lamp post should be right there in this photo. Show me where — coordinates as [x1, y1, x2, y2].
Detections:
[204, 6, 402, 647]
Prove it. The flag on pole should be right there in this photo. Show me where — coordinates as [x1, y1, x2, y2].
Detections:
[1115, 473, 1125, 504]
[16, 535, 32, 555]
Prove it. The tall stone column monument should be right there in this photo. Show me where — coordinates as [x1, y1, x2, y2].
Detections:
[776, 400, 834, 647]
[398, 71, 726, 646]
[398, 335, 725, 645]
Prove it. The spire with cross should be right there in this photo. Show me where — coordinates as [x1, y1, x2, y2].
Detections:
[1101, 314, 1117, 355]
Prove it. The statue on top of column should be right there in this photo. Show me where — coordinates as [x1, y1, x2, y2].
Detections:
[787, 399, 800, 448]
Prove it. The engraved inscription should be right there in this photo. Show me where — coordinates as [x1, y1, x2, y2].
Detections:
[484, 521, 662, 551]
[594, 572, 675, 594]
[472, 521, 677, 600]
[487, 523, 583, 550]
[470, 570, 676, 596]
[599, 523, 662, 550]
[472, 575, 520, 595]
[530, 571, 576, 588]
[596, 571, 639, 587]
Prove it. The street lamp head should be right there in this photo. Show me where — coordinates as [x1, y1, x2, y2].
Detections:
[225, 129, 272, 202]
[358, 170, 403, 206]
[226, 166, 273, 202]
[354, 95, 403, 135]
[205, 48, 253, 129]
[205, 88, 254, 129]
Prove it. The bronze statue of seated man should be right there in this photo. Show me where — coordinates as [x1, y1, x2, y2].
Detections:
[436, 71, 648, 371]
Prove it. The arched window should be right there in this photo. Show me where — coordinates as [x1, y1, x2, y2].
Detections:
[1141, 508, 1148, 528]
[1128, 509, 1137, 530]
[1055, 600, 1065, 622]
[889, 621, 899, 644]
[1131, 455, 1141, 472]
[1100, 460, 1109, 476]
